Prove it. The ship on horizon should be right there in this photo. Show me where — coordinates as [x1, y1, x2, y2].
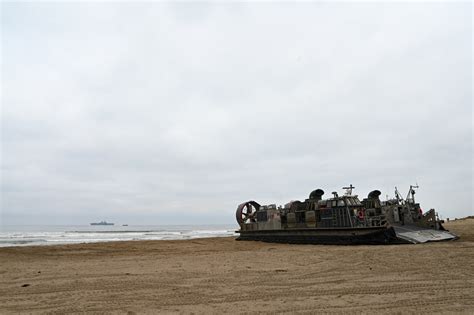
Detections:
[90, 221, 114, 226]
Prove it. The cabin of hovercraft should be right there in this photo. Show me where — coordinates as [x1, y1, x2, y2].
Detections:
[277, 188, 386, 229]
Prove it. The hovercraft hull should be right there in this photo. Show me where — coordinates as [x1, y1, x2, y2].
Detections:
[236, 226, 404, 245]
[236, 224, 458, 245]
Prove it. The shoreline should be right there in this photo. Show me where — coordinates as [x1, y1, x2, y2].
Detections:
[0, 235, 237, 250]
[1, 218, 468, 249]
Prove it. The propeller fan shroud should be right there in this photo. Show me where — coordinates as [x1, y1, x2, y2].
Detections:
[236, 201, 261, 226]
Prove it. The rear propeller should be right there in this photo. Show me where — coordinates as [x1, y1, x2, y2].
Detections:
[236, 201, 260, 226]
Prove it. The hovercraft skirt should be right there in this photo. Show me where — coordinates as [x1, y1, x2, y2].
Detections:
[236, 227, 404, 245]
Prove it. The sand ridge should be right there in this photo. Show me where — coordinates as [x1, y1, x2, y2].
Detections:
[1, 219, 473, 314]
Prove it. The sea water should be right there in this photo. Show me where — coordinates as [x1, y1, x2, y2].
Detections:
[0, 224, 237, 247]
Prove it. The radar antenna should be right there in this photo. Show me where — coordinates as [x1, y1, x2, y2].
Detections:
[343, 184, 355, 196]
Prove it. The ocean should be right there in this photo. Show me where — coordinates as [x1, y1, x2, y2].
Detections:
[0, 224, 237, 247]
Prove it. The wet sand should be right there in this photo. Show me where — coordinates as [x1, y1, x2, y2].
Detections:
[1, 219, 473, 314]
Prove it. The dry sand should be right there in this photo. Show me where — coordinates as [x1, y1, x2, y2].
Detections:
[1, 219, 474, 314]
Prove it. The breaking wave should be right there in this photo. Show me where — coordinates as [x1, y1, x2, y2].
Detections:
[0, 225, 236, 247]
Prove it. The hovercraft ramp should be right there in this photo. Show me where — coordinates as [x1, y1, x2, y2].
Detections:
[393, 225, 458, 244]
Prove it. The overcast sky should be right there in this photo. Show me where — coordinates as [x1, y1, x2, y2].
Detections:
[1, 2, 472, 226]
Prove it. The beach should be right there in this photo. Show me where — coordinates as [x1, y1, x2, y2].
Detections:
[1, 219, 473, 314]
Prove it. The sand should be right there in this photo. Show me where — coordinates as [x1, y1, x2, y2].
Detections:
[1, 219, 473, 314]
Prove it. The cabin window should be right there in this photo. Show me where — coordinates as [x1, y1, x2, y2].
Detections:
[337, 200, 345, 207]
[332, 200, 337, 207]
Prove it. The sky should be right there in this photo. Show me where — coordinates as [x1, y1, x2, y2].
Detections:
[1, 2, 472, 226]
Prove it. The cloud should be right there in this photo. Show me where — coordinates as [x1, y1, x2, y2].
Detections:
[1, 2, 472, 225]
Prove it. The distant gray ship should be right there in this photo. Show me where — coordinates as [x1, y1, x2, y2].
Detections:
[90, 221, 114, 226]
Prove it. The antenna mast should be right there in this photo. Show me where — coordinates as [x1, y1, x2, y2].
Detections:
[395, 187, 404, 205]
[406, 184, 419, 204]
